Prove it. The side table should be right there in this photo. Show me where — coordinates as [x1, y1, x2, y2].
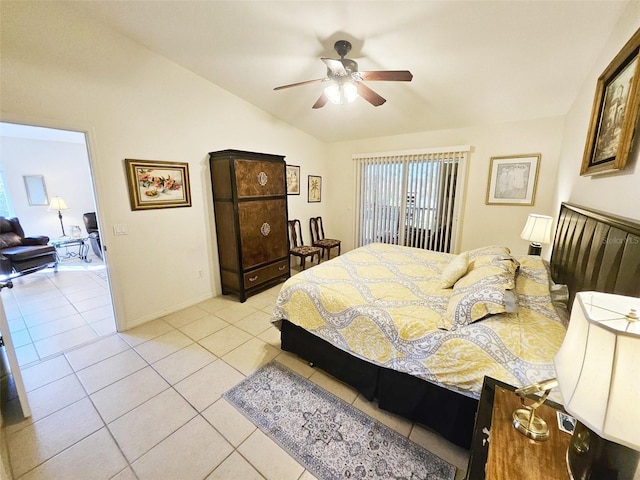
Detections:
[466, 376, 571, 480]
[50, 237, 91, 263]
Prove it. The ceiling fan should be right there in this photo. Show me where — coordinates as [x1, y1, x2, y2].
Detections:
[274, 40, 413, 109]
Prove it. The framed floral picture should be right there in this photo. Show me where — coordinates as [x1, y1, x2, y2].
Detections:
[308, 175, 321, 203]
[581, 29, 640, 176]
[286, 165, 300, 195]
[486, 154, 541, 205]
[125, 159, 192, 210]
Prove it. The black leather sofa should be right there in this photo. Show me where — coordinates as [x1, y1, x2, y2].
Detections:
[0, 217, 57, 277]
[83, 212, 102, 259]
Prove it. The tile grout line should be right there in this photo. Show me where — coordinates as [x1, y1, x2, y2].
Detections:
[6, 269, 114, 368]
[4, 283, 324, 479]
[125, 320, 288, 479]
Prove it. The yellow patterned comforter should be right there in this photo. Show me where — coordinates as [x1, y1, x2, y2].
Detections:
[272, 243, 567, 398]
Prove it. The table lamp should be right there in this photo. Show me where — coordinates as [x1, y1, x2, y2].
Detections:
[48, 196, 69, 237]
[554, 291, 640, 480]
[520, 213, 553, 255]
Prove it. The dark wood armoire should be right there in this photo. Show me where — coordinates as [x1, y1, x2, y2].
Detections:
[209, 149, 290, 302]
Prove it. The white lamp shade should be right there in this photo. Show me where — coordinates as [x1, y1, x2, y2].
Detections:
[48, 196, 69, 211]
[520, 214, 553, 244]
[554, 292, 640, 451]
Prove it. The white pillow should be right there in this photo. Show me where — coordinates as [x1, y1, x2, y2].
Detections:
[440, 251, 469, 288]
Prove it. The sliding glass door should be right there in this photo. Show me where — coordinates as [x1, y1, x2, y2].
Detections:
[354, 147, 468, 253]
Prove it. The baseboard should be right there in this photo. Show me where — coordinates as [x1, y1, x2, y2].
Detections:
[122, 292, 216, 331]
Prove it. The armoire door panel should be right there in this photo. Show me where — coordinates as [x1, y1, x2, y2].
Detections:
[238, 199, 288, 268]
[234, 159, 285, 198]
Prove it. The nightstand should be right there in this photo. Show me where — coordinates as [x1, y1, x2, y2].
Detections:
[466, 377, 571, 480]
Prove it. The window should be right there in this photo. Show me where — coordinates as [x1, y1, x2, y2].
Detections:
[0, 167, 15, 218]
[354, 146, 469, 253]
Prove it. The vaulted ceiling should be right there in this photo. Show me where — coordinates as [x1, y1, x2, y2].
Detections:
[68, 1, 628, 143]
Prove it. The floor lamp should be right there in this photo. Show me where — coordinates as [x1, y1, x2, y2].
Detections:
[48, 196, 69, 237]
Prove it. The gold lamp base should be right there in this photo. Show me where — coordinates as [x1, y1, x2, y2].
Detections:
[513, 407, 550, 441]
[512, 378, 558, 442]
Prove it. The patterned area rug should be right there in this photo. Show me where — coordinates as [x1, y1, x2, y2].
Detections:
[223, 362, 456, 480]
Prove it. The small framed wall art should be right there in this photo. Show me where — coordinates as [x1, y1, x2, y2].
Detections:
[125, 159, 192, 210]
[23, 175, 49, 206]
[581, 29, 640, 176]
[308, 175, 322, 203]
[486, 154, 541, 206]
[286, 164, 300, 195]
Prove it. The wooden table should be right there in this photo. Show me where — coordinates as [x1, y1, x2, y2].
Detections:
[466, 377, 572, 480]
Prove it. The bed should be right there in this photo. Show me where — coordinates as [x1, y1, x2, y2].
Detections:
[271, 203, 640, 449]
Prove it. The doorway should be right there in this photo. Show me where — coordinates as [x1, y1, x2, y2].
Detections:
[0, 121, 116, 367]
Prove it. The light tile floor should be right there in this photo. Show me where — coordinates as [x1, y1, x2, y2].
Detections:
[1, 254, 115, 368]
[1, 279, 469, 480]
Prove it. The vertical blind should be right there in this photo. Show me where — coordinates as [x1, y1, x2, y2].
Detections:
[353, 146, 470, 253]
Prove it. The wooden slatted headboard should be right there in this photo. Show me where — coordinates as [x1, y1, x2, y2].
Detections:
[550, 202, 640, 308]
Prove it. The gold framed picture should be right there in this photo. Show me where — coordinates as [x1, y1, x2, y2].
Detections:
[581, 29, 640, 176]
[125, 159, 192, 210]
[486, 154, 541, 206]
[286, 165, 300, 195]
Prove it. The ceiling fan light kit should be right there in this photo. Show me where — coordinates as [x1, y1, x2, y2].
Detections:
[324, 81, 358, 105]
[274, 40, 413, 108]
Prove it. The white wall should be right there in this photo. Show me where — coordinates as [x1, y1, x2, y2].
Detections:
[0, 2, 329, 329]
[327, 116, 566, 256]
[1, 134, 96, 240]
[553, 3, 640, 220]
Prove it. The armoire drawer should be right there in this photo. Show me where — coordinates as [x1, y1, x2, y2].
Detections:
[243, 259, 289, 289]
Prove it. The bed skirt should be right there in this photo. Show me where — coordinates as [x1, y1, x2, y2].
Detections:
[280, 320, 478, 449]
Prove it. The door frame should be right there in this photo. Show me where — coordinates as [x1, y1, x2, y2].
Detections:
[0, 115, 123, 333]
[0, 282, 31, 418]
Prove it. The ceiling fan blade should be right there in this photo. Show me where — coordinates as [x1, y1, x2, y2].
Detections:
[355, 83, 386, 107]
[312, 93, 328, 109]
[360, 70, 413, 82]
[321, 58, 347, 76]
[274, 78, 326, 91]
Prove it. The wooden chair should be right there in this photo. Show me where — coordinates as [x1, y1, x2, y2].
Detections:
[309, 216, 341, 261]
[288, 219, 321, 270]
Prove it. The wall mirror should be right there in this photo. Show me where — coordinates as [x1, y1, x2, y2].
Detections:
[23, 175, 49, 206]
